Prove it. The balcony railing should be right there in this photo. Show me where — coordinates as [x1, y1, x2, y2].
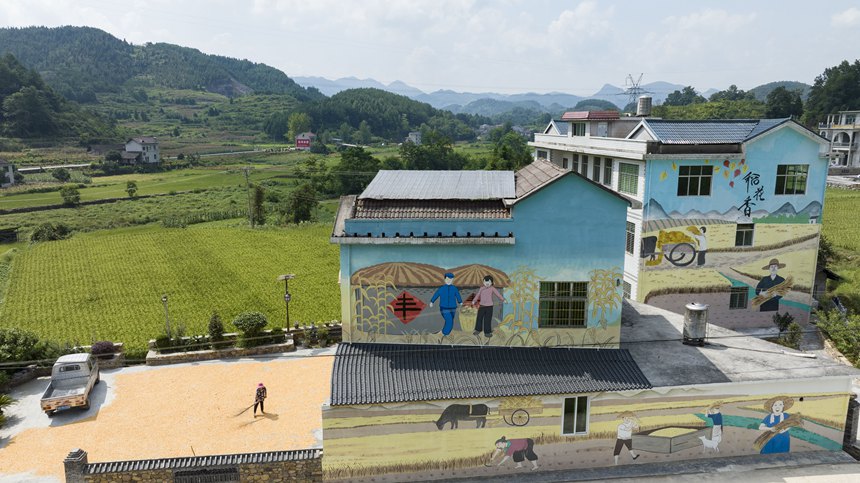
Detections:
[831, 142, 858, 150]
[530, 134, 649, 158]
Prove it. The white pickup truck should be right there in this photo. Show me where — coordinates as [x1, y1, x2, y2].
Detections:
[40, 353, 100, 416]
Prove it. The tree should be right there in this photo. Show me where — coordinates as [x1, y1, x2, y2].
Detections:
[709, 85, 755, 102]
[804, 59, 860, 125]
[283, 182, 318, 224]
[663, 86, 707, 106]
[287, 112, 313, 141]
[399, 130, 468, 170]
[251, 184, 266, 226]
[51, 168, 70, 182]
[2, 86, 57, 137]
[125, 180, 138, 198]
[357, 120, 372, 144]
[331, 147, 379, 195]
[59, 184, 80, 206]
[488, 131, 532, 170]
[765, 86, 803, 118]
[309, 137, 330, 154]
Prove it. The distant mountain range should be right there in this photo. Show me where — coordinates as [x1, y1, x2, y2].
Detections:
[293, 77, 726, 113]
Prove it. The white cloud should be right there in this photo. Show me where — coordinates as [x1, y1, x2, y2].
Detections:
[831, 7, 860, 27]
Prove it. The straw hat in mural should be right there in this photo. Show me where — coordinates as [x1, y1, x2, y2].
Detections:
[761, 258, 786, 270]
[448, 264, 511, 287]
[763, 395, 794, 412]
[617, 411, 639, 420]
[706, 400, 724, 411]
[350, 262, 446, 287]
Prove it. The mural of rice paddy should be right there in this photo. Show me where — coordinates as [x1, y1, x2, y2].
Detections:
[322, 392, 849, 481]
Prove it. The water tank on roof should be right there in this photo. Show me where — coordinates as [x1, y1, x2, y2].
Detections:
[683, 302, 709, 346]
[637, 96, 652, 117]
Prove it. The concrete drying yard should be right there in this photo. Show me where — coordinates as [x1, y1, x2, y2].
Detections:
[0, 349, 335, 482]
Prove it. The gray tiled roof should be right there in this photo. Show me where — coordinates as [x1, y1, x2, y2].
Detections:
[331, 343, 651, 406]
[642, 119, 791, 144]
[83, 449, 321, 474]
[359, 170, 515, 200]
[514, 159, 566, 198]
[353, 199, 510, 219]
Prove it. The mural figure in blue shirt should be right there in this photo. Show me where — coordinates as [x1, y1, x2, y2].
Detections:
[429, 272, 463, 336]
[755, 258, 787, 312]
[758, 396, 794, 454]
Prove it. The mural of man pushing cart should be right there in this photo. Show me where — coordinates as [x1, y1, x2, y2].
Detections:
[641, 226, 707, 268]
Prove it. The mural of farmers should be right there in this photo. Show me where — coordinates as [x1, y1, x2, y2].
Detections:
[486, 436, 539, 470]
[429, 272, 463, 336]
[755, 259, 787, 312]
[701, 401, 724, 450]
[755, 396, 798, 454]
[690, 226, 707, 266]
[471, 275, 505, 338]
[614, 411, 640, 464]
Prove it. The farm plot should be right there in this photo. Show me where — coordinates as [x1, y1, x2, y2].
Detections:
[0, 223, 339, 355]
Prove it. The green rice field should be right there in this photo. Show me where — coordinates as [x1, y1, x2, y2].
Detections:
[0, 223, 340, 355]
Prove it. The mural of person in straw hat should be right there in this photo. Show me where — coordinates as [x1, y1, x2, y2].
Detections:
[755, 258, 786, 312]
[757, 396, 794, 454]
[700, 401, 724, 451]
[613, 411, 640, 464]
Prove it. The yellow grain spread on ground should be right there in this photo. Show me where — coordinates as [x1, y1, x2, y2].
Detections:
[648, 427, 697, 438]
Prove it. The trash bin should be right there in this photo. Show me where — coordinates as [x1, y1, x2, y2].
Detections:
[683, 302, 709, 346]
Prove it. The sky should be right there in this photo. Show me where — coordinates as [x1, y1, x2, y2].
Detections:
[1, 0, 859, 95]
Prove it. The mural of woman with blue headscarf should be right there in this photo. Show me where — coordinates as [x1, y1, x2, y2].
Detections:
[429, 272, 462, 336]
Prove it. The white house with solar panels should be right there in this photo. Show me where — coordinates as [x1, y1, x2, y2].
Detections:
[530, 111, 831, 330]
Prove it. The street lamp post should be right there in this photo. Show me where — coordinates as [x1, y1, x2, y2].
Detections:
[278, 274, 295, 328]
[161, 294, 172, 338]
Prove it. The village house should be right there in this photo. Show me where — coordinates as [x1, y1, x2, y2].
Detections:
[122, 136, 160, 164]
[818, 110, 860, 169]
[296, 132, 316, 150]
[324, 162, 860, 482]
[529, 107, 831, 330]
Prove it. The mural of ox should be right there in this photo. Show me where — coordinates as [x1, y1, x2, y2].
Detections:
[436, 403, 489, 429]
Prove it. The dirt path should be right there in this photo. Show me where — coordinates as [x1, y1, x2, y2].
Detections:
[0, 355, 333, 481]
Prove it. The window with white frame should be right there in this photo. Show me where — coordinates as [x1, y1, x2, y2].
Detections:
[592, 157, 601, 182]
[677, 165, 713, 196]
[775, 164, 808, 195]
[538, 281, 587, 328]
[562, 395, 590, 435]
[582, 156, 589, 177]
[537, 150, 548, 160]
[729, 286, 748, 309]
[622, 281, 632, 299]
[618, 163, 639, 195]
[572, 122, 586, 136]
[625, 222, 635, 254]
[603, 158, 613, 186]
[735, 223, 754, 247]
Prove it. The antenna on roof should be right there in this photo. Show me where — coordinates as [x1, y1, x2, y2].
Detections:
[619, 73, 652, 110]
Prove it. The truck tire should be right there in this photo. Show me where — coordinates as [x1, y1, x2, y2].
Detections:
[95, 372, 100, 385]
[46, 410, 54, 418]
[81, 398, 90, 411]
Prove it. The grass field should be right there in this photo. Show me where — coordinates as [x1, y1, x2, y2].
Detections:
[0, 223, 340, 356]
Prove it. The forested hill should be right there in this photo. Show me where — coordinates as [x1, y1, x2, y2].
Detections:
[0, 26, 323, 103]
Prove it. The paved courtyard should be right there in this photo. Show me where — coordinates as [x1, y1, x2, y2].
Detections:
[0, 349, 334, 482]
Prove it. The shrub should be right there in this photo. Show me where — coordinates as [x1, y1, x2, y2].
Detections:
[60, 184, 81, 206]
[208, 312, 230, 349]
[90, 341, 116, 356]
[30, 222, 72, 242]
[772, 312, 794, 335]
[784, 322, 803, 350]
[816, 310, 860, 365]
[317, 326, 329, 346]
[52, 168, 71, 182]
[233, 311, 268, 347]
[0, 328, 45, 364]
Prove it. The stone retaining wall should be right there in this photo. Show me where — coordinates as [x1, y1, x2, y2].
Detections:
[146, 340, 295, 366]
[64, 448, 322, 483]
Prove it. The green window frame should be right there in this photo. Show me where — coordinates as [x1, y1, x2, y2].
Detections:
[775, 164, 808, 195]
[618, 163, 639, 195]
[539, 281, 588, 328]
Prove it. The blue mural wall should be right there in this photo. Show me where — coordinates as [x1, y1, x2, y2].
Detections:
[639, 125, 827, 328]
[339, 174, 629, 347]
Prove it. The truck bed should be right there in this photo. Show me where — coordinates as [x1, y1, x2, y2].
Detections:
[44, 385, 85, 399]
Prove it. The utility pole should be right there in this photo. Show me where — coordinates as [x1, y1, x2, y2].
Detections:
[278, 274, 295, 328]
[242, 166, 253, 227]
